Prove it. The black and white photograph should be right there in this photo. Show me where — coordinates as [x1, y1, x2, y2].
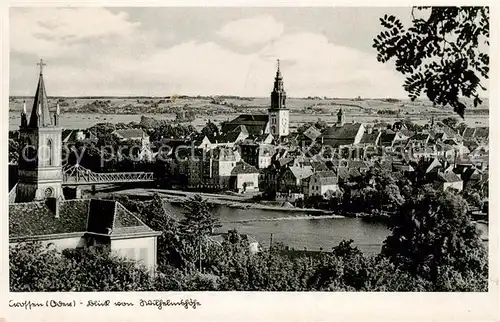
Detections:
[7, 6, 490, 294]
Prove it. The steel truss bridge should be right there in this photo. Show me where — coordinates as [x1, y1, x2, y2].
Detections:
[62, 164, 154, 185]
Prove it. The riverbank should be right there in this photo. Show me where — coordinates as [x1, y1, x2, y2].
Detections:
[110, 188, 341, 215]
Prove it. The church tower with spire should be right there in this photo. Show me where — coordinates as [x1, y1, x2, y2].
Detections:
[16, 59, 63, 202]
[268, 59, 289, 139]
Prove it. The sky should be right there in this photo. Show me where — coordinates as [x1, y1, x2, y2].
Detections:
[10, 7, 415, 98]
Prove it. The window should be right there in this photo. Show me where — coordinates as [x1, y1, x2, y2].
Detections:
[46, 139, 53, 165]
[139, 248, 148, 264]
[126, 248, 135, 260]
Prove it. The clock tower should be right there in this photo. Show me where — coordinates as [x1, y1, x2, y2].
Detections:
[15, 59, 63, 202]
[268, 59, 289, 139]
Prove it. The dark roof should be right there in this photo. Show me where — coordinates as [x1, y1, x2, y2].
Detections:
[334, 167, 361, 181]
[28, 73, 53, 128]
[474, 127, 489, 139]
[410, 133, 430, 142]
[303, 126, 322, 141]
[379, 131, 397, 146]
[114, 128, 147, 139]
[310, 161, 329, 172]
[434, 123, 457, 138]
[9, 199, 157, 241]
[10, 199, 89, 238]
[434, 132, 446, 140]
[288, 166, 314, 180]
[438, 171, 462, 183]
[216, 125, 248, 143]
[399, 129, 415, 137]
[376, 160, 393, 171]
[222, 114, 269, 136]
[231, 161, 259, 175]
[347, 160, 369, 170]
[462, 127, 476, 139]
[278, 157, 294, 167]
[321, 123, 363, 147]
[360, 131, 380, 145]
[392, 163, 414, 172]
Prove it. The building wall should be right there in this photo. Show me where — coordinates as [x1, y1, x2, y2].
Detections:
[111, 236, 157, 270]
[258, 155, 272, 169]
[353, 124, 365, 145]
[269, 110, 290, 137]
[443, 181, 463, 192]
[279, 169, 301, 193]
[17, 126, 63, 202]
[320, 184, 338, 196]
[278, 110, 289, 137]
[235, 173, 259, 192]
[218, 160, 237, 177]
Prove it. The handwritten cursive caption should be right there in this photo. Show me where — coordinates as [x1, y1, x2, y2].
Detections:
[9, 299, 201, 311]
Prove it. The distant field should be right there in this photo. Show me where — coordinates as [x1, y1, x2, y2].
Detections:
[9, 96, 489, 131]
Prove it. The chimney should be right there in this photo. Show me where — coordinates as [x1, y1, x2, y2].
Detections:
[367, 126, 373, 134]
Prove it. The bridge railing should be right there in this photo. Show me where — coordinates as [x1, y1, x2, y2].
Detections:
[63, 164, 154, 184]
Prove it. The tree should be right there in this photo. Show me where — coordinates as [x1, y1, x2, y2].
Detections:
[179, 195, 222, 272]
[180, 195, 221, 237]
[10, 242, 154, 291]
[381, 185, 487, 289]
[201, 121, 219, 141]
[373, 7, 489, 117]
[134, 193, 185, 270]
[139, 115, 160, 129]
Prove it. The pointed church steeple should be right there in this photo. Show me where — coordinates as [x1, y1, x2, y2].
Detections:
[29, 59, 52, 128]
[271, 59, 286, 110]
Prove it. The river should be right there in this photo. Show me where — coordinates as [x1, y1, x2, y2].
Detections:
[214, 205, 389, 254]
[170, 204, 489, 256]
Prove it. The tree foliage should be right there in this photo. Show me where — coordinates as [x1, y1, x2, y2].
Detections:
[373, 7, 489, 117]
[201, 121, 220, 141]
[11, 187, 488, 292]
[382, 185, 487, 288]
[10, 243, 153, 292]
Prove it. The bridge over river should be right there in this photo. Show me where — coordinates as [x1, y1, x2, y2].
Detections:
[62, 164, 154, 186]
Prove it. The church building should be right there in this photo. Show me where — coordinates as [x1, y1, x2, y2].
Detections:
[15, 59, 63, 203]
[9, 60, 161, 272]
[221, 60, 290, 141]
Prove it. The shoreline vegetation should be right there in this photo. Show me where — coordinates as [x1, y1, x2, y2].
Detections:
[108, 188, 391, 221]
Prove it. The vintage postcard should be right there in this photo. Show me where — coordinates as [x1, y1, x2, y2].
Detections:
[1, 2, 498, 322]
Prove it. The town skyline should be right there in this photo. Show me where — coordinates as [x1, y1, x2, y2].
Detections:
[10, 7, 416, 98]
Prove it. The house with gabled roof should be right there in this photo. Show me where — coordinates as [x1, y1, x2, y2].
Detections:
[9, 198, 161, 270]
[437, 171, 463, 192]
[298, 125, 322, 146]
[279, 165, 314, 193]
[320, 122, 365, 148]
[462, 126, 489, 142]
[379, 129, 408, 151]
[221, 114, 270, 136]
[230, 161, 260, 193]
[215, 124, 249, 146]
[307, 171, 339, 198]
